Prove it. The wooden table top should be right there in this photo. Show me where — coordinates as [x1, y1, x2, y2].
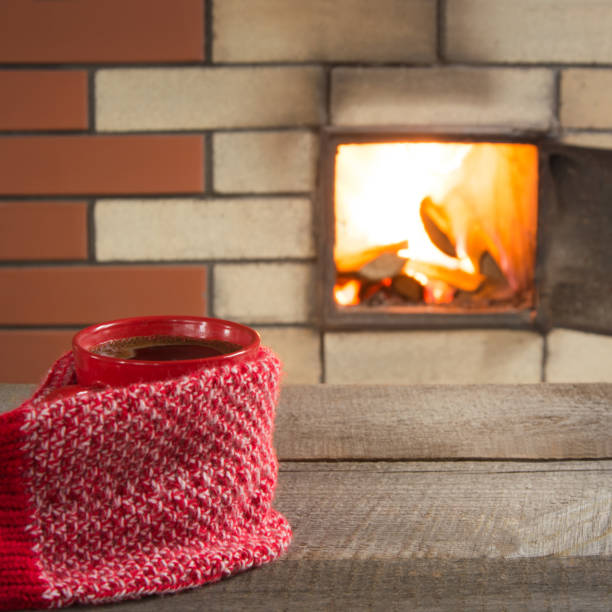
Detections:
[2, 383, 611, 611]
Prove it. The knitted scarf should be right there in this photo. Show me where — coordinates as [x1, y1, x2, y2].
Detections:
[0, 347, 291, 609]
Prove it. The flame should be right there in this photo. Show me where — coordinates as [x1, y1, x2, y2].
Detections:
[335, 143, 473, 271]
[334, 279, 361, 306]
[333, 141, 538, 307]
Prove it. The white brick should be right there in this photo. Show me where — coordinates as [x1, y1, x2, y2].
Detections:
[214, 0, 436, 63]
[94, 199, 314, 261]
[96, 68, 324, 131]
[214, 263, 313, 324]
[257, 327, 321, 384]
[331, 68, 554, 129]
[560, 132, 612, 150]
[547, 329, 612, 383]
[214, 131, 317, 193]
[446, 0, 612, 64]
[561, 70, 612, 129]
[325, 330, 543, 384]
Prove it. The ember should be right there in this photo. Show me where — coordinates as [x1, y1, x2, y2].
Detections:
[333, 142, 538, 310]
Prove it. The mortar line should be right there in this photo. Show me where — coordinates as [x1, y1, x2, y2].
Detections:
[204, 132, 214, 195]
[541, 332, 549, 382]
[319, 330, 326, 383]
[0, 325, 84, 332]
[0, 257, 315, 268]
[250, 322, 314, 329]
[87, 69, 96, 133]
[204, 0, 213, 64]
[323, 65, 332, 126]
[207, 263, 215, 317]
[4, 60, 612, 70]
[0, 192, 313, 201]
[436, 0, 447, 64]
[86, 199, 97, 262]
[0, 126, 319, 137]
[551, 68, 562, 139]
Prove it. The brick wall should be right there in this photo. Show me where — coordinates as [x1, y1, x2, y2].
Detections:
[2, 0, 612, 384]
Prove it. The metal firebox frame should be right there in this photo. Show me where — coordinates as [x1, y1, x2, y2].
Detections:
[315, 127, 550, 331]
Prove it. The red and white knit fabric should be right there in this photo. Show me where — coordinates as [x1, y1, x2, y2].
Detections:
[0, 347, 291, 609]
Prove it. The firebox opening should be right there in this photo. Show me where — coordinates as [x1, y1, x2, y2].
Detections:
[333, 141, 538, 313]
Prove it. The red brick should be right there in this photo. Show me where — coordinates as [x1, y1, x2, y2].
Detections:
[0, 136, 204, 195]
[0, 0, 204, 64]
[0, 266, 207, 325]
[0, 201, 88, 261]
[0, 329, 75, 383]
[0, 71, 88, 131]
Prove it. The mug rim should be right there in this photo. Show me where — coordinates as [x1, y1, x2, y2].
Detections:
[73, 315, 260, 369]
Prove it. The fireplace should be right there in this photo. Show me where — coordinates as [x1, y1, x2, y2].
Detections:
[3, 1, 612, 385]
[331, 137, 537, 308]
[317, 130, 612, 336]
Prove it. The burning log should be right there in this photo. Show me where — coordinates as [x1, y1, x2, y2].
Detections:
[335, 241, 408, 274]
[361, 280, 391, 305]
[358, 252, 406, 281]
[402, 260, 485, 292]
[391, 275, 423, 302]
[419, 197, 457, 258]
[479, 251, 506, 284]
[424, 281, 456, 304]
[361, 277, 422, 307]
[454, 252, 519, 307]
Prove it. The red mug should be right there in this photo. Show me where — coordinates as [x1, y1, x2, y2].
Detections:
[65, 316, 260, 390]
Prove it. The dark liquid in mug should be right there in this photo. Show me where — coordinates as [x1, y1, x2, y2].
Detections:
[91, 335, 243, 361]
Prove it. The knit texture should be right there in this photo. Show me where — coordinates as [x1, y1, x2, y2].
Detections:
[0, 348, 291, 609]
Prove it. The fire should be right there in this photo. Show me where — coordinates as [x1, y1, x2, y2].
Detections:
[334, 279, 360, 306]
[333, 141, 538, 308]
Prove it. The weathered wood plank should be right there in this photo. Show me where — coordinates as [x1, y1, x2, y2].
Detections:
[273, 467, 612, 560]
[4, 383, 612, 460]
[63, 463, 611, 612]
[75, 558, 612, 612]
[275, 384, 612, 460]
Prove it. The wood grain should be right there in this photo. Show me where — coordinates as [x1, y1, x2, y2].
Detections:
[59, 462, 612, 612]
[273, 466, 612, 561]
[4, 383, 612, 460]
[275, 384, 612, 460]
[73, 558, 612, 612]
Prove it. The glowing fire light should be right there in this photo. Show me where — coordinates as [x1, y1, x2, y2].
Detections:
[334, 279, 361, 306]
[405, 269, 429, 286]
[335, 143, 474, 273]
[333, 141, 538, 307]
[425, 281, 455, 305]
